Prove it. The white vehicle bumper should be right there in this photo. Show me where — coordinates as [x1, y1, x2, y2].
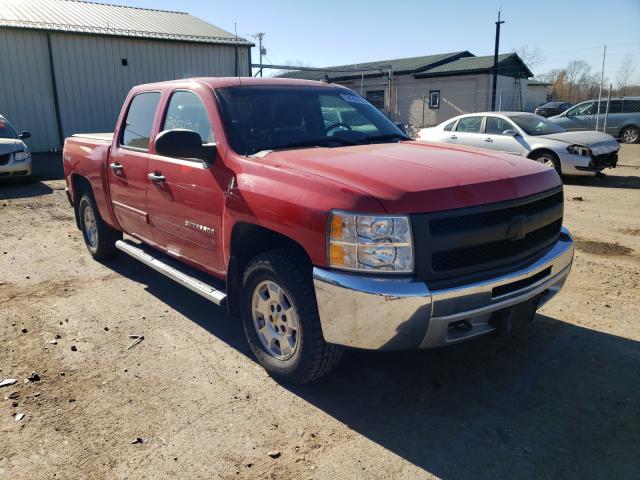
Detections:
[0, 153, 32, 179]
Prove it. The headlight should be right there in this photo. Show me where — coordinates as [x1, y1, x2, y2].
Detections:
[567, 145, 591, 156]
[13, 151, 31, 162]
[328, 211, 414, 273]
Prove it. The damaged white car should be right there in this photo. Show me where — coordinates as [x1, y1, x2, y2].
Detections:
[0, 114, 32, 181]
[417, 112, 619, 176]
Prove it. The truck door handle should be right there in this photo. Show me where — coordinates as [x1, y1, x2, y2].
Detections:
[109, 162, 123, 172]
[483, 137, 493, 142]
[148, 172, 165, 183]
[449, 135, 457, 140]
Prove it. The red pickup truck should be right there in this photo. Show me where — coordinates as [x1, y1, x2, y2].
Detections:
[63, 77, 574, 384]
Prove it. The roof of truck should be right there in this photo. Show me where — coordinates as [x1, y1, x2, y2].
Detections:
[132, 77, 342, 91]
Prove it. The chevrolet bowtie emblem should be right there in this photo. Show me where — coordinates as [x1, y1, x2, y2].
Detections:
[505, 215, 527, 241]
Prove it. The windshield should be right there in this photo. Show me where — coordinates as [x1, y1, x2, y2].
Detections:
[216, 86, 406, 155]
[510, 115, 566, 136]
[0, 118, 18, 139]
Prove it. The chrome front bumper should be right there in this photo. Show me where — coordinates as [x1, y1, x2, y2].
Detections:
[313, 228, 574, 350]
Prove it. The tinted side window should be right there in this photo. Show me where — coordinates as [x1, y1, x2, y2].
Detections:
[623, 99, 640, 113]
[163, 91, 214, 143]
[456, 116, 483, 133]
[485, 116, 513, 135]
[599, 100, 623, 114]
[122, 92, 161, 150]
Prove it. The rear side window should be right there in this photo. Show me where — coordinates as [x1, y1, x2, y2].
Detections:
[162, 90, 215, 144]
[623, 99, 640, 113]
[122, 92, 161, 150]
[599, 100, 623, 114]
[443, 120, 456, 131]
[456, 116, 482, 133]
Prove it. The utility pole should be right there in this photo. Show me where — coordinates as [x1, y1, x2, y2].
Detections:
[595, 45, 606, 131]
[491, 11, 505, 111]
[252, 32, 266, 77]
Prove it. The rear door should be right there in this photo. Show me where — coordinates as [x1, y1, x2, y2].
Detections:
[108, 91, 161, 242]
[482, 116, 529, 156]
[450, 116, 485, 148]
[146, 88, 226, 275]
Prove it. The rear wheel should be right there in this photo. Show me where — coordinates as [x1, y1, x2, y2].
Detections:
[530, 151, 560, 174]
[620, 125, 639, 144]
[240, 249, 342, 384]
[78, 193, 122, 260]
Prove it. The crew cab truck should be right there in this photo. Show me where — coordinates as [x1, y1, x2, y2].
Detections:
[63, 78, 574, 384]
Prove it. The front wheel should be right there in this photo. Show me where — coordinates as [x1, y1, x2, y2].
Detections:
[240, 249, 342, 384]
[78, 193, 122, 260]
[530, 151, 561, 174]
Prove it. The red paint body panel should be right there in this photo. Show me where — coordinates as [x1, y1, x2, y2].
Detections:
[63, 77, 562, 279]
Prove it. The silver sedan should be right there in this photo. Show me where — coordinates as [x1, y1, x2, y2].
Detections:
[417, 112, 620, 176]
[0, 115, 32, 181]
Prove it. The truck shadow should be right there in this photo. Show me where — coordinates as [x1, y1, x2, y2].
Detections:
[564, 173, 640, 189]
[101, 257, 639, 479]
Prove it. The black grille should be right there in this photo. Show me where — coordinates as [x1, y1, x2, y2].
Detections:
[0, 153, 10, 166]
[411, 187, 564, 289]
[591, 152, 618, 169]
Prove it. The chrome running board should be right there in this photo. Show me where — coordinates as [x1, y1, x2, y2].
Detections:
[115, 240, 227, 306]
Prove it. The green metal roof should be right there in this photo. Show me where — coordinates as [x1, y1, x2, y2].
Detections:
[278, 51, 473, 81]
[0, 0, 253, 45]
[415, 53, 532, 78]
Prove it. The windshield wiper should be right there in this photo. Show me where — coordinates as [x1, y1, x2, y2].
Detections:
[360, 133, 409, 143]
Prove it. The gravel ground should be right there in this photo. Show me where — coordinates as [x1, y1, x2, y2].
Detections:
[1, 145, 639, 479]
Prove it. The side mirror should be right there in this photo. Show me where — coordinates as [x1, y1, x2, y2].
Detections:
[18, 131, 31, 140]
[154, 129, 214, 164]
[502, 129, 519, 137]
[395, 122, 407, 134]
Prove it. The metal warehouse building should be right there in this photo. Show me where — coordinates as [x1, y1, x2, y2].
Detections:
[0, 0, 252, 152]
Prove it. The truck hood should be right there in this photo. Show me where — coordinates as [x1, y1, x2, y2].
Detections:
[260, 141, 561, 214]
[0, 138, 25, 155]
[537, 131, 619, 155]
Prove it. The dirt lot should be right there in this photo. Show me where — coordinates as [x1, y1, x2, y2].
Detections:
[1, 146, 639, 479]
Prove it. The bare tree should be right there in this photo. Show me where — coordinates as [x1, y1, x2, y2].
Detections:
[616, 54, 637, 95]
[514, 46, 544, 73]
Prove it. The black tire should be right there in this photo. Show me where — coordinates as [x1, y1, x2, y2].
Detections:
[240, 248, 342, 384]
[78, 192, 122, 260]
[620, 125, 640, 144]
[530, 151, 561, 175]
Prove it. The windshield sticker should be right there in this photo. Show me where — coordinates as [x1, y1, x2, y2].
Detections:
[340, 94, 368, 104]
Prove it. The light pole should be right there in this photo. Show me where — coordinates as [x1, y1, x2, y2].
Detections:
[491, 11, 505, 111]
[252, 33, 266, 77]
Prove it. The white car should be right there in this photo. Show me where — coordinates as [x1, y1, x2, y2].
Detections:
[0, 114, 32, 181]
[417, 112, 620, 176]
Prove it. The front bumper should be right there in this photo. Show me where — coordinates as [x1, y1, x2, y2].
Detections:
[0, 157, 32, 178]
[313, 228, 574, 350]
[559, 151, 618, 176]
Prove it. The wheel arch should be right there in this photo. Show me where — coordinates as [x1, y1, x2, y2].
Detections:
[70, 173, 93, 230]
[527, 148, 561, 174]
[226, 222, 312, 317]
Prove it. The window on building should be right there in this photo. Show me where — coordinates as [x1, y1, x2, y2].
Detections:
[163, 90, 215, 144]
[366, 90, 385, 110]
[121, 92, 161, 150]
[484, 116, 515, 135]
[429, 90, 440, 109]
[455, 116, 483, 133]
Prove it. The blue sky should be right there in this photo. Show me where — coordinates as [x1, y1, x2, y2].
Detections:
[99, 0, 640, 82]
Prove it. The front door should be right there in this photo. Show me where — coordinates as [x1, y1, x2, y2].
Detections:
[146, 89, 226, 276]
[561, 101, 597, 131]
[482, 116, 529, 156]
[108, 91, 161, 242]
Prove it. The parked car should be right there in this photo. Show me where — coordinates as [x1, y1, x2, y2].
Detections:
[417, 112, 619, 176]
[63, 78, 574, 384]
[0, 115, 32, 181]
[534, 102, 572, 118]
[549, 97, 640, 143]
